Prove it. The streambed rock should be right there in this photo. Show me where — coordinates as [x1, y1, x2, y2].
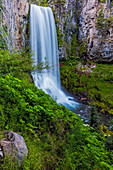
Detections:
[0, 131, 28, 165]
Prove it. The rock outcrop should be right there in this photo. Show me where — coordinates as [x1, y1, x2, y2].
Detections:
[1, 0, 113, 62]
[46, 0, 113, 62]
[1, 0, 29, 50]
[48, 0, 77, 58]
[0, 131, 28, 165]
[79, 0, 113, 62]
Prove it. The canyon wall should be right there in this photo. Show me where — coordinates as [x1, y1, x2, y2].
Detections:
[46, 0, 113, 62]
[1, 0, 113, 62]
[79, 0, 113, 62]
[44, 0, 77, 58]
[1, 0, 29, 50]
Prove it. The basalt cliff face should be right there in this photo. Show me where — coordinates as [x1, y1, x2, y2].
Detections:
[1, 0, 29, 50]
[79, 0, 113, 62]
[46, 0, 77, 58]
[39, 0, 113, 62]
[1, 0, 113, 62]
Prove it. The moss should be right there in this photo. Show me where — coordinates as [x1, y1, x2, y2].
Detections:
[100, 0, 105, 2]
[96, 9, 113, 37]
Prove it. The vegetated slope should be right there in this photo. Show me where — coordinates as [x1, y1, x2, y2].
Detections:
[0, 50, 113, 169]
[60, 58, 113, 115]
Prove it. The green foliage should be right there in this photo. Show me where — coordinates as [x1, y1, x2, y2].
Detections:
[0, 23, 8, 50]
[105, 134, 113, 166]
[0, 74, 112, 169]
[0, 35, 8, 50]
[60, 60, 113, 114]
[100, 0, 105, 2]
[30, 0, 50, 7]
[70, 33, 78, 57]
[0, 74, 77, 132]
[56, 25, 63, 47]
[0, 50, 32, 80]
[0, 105, 5, 129]
[89, 105, 100, 132]
[1, 1, 113, 168]
[63, 127, 111, 170]
[105, 134, 113, 151]
[0, 50, 50, 82]
[1, 155, 20, 170]
[96, 9, 113, 37]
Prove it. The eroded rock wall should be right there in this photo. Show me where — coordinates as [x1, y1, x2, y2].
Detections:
[47, 0, 77, 58]
[45, 0, 113, 62]
[79, 0, 113, 62]
[1, 0, 29, 50]
[1, 0, 113, 62]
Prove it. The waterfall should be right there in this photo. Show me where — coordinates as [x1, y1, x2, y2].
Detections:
[30, 4, 78, 109]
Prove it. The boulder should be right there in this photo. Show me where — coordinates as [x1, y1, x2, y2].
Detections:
[0, 131, 28, 165]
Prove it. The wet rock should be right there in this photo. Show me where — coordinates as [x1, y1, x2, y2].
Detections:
[0, 131, 28, 165]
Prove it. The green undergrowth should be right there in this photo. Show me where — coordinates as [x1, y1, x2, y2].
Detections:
[0, 49, 50, 83]
[0, 74, 113, 169]
[0, 50, 113, 169]
[60, 59, 113, 114]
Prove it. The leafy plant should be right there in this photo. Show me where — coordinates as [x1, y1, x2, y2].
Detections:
[0, 74, 113, 169]
[60, 60, 113, 114]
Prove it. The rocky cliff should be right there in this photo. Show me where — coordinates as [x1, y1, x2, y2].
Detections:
[1, 0, 29, 50]
[79, 0, 113, 62]
[43, 0, 77, 58]
[1, 0, 113, 62]
[45, 0, 113, 62]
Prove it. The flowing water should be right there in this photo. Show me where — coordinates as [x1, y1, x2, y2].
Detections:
[30, 4, 79, 109]
[30, 4, 113, 128]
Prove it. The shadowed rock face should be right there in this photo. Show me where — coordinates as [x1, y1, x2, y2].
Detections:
[0, 131, 28, 165]
[79, 0, 113, 62]
[1, 0, 113, 62]
[42, 0, 113, 62]
[47, 0, 77, 58]
[1, 0, 29, 51]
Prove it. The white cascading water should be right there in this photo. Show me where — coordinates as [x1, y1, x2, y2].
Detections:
[30, 4, 79, 109]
